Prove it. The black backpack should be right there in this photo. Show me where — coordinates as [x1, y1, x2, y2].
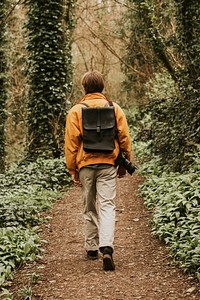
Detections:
[81, 101, 116, 152]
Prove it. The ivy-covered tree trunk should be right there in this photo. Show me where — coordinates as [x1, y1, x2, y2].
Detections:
[25, 0, 74, 160]
[120, 2, 156, 102]
[128, 0, 199, 171]
[0, 1, 8, 173]
[175, 0, 200, 94]
[172, 0, 200, 170]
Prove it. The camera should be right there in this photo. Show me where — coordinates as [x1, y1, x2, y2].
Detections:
[115, 152, 138, 175]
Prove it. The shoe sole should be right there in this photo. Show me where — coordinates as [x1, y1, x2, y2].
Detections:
[86, 251, 98, 260]
[87, 255, 98, 260]
[103, 254, 115, 271]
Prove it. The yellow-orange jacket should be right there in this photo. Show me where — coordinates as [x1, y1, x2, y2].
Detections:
[65, 93, 131, 174]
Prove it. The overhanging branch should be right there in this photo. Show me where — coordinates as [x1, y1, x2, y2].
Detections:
[80, 16, 147, 78]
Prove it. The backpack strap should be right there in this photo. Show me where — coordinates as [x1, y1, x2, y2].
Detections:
[79, 101, 113, 107]
[79, 102, 89, 107]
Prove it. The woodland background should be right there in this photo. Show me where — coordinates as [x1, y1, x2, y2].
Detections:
[0, 0, 199, 171]
[0, 0, 199, 298]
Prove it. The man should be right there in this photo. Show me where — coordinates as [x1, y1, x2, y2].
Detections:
[65, 70, 131, 271]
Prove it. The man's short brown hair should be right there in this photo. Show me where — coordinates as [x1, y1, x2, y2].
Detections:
[82, 70, 104, 94]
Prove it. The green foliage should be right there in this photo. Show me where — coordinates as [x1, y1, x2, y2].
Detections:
[1, 157, 71, 194]
[132, 70, 199, 171]
[138, 0, 177, 79]
[0, 287, 13, 300]
[123, 0, 178, 82]
[125, 105, 152, 160]
[118, 1, 156, 101]
[0, 227, 40, 288]
[145, 72, 178, 100]
[19, 284, 32, 300]
[17, 272, 39, 299]
[25, 0, 75, 159]
[175, 0, 200, 94]
[0, 158, 71, 228]
[140, 157, 200, 279]
[0, 0, 9, 173]
[172, 1, 200, 171]
[0, 189, 60, 228]
[144, 96, 199, 171]
[0, 157, 71, 291]
[124, 1, 199, 172]
[129, 103, 200, 280]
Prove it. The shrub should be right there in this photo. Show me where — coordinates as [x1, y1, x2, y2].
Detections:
[140, 156, 200, 280]
[0, 157, 71, 292]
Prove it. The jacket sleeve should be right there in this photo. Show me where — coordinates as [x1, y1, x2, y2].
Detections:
[64, 108, 81, 174]
[114, 104, 132, 160]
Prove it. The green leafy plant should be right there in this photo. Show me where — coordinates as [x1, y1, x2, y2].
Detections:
[0, 227, 40, 289]
[124, 0, 200, 173]
[19, 285, 32, 300]
[145, 72, 178, 100]
[0, 288, 13, 300]
[0, 157, 71, 291]
[140, 156, 200, 280]
[30, 272, 39, 285]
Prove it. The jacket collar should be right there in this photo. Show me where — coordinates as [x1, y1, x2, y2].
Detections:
[81, 93, 106, 101]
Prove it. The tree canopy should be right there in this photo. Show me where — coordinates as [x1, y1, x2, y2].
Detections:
[0, 0, 199, 171]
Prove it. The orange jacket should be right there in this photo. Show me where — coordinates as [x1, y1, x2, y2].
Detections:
[65, 93, 131, 174]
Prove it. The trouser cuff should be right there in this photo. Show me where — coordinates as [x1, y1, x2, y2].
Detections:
[99, 246, 113, 255]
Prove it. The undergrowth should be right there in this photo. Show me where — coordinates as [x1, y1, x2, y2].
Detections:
[138, 151, 200, 282]
[130, 103, 200, 283]
[0, 157, 71, 297]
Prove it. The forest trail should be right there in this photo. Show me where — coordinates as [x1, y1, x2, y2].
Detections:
[11, 174, 200, 300]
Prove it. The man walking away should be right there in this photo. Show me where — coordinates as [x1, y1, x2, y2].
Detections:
[65, 70, 131, 271]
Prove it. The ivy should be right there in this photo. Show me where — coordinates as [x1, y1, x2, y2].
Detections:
[118, 1, 157, 101]
[25, 0, 75, 160]
[175, 0, 200, 93]
[125, 0, 200, 172]
[0, 0, 9, 173]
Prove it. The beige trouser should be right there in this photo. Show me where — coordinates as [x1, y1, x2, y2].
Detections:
[79, 166, 117, 251]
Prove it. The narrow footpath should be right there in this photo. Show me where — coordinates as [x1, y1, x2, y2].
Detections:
[11, 174, 200, 299]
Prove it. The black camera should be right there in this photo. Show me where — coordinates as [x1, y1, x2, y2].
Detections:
[115, 152, 138, 175]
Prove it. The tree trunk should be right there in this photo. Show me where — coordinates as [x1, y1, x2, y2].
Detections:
[0, 0, 8, 172]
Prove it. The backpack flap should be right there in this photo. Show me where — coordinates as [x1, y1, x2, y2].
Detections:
[82, 106, 116, 152]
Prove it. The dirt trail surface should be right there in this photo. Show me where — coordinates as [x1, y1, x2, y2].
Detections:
[11, 174, 200, 300]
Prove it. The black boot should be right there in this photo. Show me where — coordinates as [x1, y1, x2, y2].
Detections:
[100, 247, 115, 271]
[86, 250, 98, 260]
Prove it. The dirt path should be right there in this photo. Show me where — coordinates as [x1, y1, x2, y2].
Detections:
[11, 174, 200, 299]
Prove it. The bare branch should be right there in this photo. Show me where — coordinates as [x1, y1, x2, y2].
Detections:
[75, 42, 89, 71]
[112, 0, 138, 11]
[80, 16, 146, 78]
[0, 0, 27, 30]
[74, 35, 110, 63]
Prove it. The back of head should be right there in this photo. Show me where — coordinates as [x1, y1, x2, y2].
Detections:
[82, 70, 104, 94]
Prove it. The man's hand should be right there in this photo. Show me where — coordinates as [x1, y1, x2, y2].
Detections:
[117, 165, 126, 178]
[72, 172, 82, 186]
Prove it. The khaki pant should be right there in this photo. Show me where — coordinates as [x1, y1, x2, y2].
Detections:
[79, 166, 117, 251]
